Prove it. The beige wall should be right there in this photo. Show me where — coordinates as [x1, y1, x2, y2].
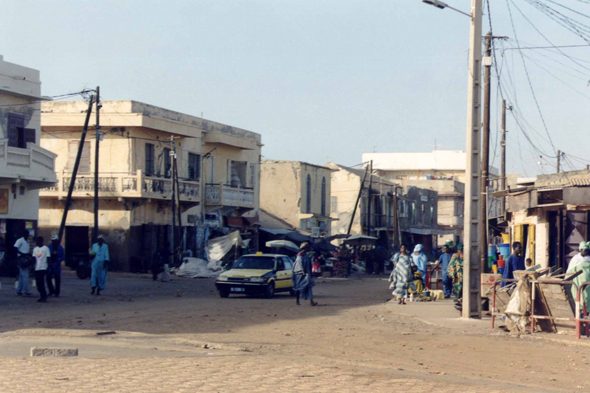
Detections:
[510, 210, 548, 268]
[328, 166, 362, 237]
[260, 161, 331, 232]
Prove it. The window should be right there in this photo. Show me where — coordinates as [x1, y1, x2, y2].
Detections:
[145, 143, 155, 176]
[411, 202, 416, 224]
[188, 153, 201, 180]
[7, 114, 34, 148]
[68, 141, 91, 173]
[430, 205, 435, 223]
[331, 196, 338, 213]
[228, 160, 247, 187]
[208, 156, 215, 183]
[321, 177, 326, 216]
[162, 148, 171, 178]
[283, 258, 293, 270]
[421, 204, 425, 223]
[276, 258, 285, 271]
[249, 163, 256, 188]
[306, 174, 312, 213]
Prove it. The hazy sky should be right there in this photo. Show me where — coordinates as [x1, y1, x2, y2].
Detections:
[2, 0, 589, 176]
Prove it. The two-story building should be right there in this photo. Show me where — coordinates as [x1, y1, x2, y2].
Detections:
[260, 160, 332, 238]
[39, 100, 261, 271]
[0, 55, 57, 273]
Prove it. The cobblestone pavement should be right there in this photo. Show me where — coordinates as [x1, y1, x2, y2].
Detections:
[0, 354, 519, 393]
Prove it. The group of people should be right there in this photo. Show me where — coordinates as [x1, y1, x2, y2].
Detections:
[12, 231, 109, 301]
[389, 242, 465, 304]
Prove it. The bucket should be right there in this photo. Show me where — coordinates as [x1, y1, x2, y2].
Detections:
[498, 243, 511, 258]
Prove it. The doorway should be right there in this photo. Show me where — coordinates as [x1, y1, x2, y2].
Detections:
[65, 226, 89, 269]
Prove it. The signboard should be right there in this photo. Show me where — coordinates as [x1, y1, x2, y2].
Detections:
[0, 189, 8, 214]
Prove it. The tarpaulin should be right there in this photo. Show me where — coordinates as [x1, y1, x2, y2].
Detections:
[206, 231, 244, 262]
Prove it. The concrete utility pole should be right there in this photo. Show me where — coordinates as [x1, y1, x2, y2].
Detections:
[57, 96, 95, 243]
[481, 32, 492, 275]
[557, 150, 561, 173]
[462, 0, 483, 319]
[347, 168, 368, 235]
[500, 99, 507, 214]
[93, 86, 101, 243]
[367, 160, 373, 236]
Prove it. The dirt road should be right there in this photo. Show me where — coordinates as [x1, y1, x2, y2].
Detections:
[0, 272, 589, 392]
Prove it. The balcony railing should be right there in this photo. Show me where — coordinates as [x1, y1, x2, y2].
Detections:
[361, 213, 395, 229]
[205, 183, 254, 208]
[40, 170, 199, 202]
[0, 139, 57, 187]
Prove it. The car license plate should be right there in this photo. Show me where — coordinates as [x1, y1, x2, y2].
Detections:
[231, 287, 245, 292]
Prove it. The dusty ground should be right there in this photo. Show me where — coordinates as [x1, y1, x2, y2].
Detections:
[0, 271, 589, 392]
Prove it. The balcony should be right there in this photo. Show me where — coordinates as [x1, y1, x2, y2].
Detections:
[205, 183, 254, 210]
[0, 139, 57, 189]
[40, 170, 199, 202]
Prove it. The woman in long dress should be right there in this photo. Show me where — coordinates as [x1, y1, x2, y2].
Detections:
[447, 244, 464, 300]
[391, 245, 412, 304]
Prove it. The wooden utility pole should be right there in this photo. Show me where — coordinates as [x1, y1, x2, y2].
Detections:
[93, 86, 101, 243]
[170, 137, 177, 264]
[557, 150, 561, 173]
[481, 32, 492, 274]
[500, 99, 507, 214]
[57, 97, 95, 243]
[174, 151, 182, 257]
[366, 160, 373, 236]
[347, 168, 368, 235]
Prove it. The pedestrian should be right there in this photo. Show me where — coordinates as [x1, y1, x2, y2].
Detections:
[292, 242, 317, 306]
[47, 235, 64, 297]
[90, 235, 110, 295]
[500, 242, 525, 287]
[390, 244, 412, 304]
[567, 241, 590, 273]
[14, 230, 32, 296]
[447, 244, 464, 300]
[411, 244, 428, 283]
[158, 242, 172, 282]
[525, 258, 533, 269]
[32, 236, 50, 303]
[569, 242, 590, 308]
[437, 243, 454, 298]
[390, 245, 407, 270]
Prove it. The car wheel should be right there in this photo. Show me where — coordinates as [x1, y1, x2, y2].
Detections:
[219, 290, 230, 298]
[264, 283, 275, 299]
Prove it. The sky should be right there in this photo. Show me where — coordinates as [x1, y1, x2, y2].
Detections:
[2, 0, 590, 177]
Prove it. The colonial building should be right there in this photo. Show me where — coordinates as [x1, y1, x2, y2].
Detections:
[363, 150, 502, 246]
[0, 55, 57, 272]
[39, 100, 261, 270]
[260, 160, 332, 237]
[326, 163, 440, 253]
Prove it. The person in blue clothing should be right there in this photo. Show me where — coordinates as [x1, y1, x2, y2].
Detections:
[292, 242, 318, 306]
[90, 235, 110, 295]
[501, 242, 525, 287]
[47, 235, 65, 297]
[437, 243, 454, 298]
[411, 244, 428, 284]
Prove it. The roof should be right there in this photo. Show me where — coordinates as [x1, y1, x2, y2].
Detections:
[324, 162, 398, 188]
[261, 159, 333, 171]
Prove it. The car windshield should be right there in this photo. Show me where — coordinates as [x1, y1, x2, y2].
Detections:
[233, 256, 275, 270]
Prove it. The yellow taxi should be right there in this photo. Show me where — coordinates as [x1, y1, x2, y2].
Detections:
[215, 253, 294, 298]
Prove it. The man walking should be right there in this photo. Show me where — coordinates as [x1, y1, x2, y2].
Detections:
[32, 236, 50, 303]
[437, 243, 453, 298]
[47, 235, 64, 297]
[501, 242, 525, 287]
[90, 235, 110, 295]
[292, 242, 318, 306]
[14, 230, 32, 296]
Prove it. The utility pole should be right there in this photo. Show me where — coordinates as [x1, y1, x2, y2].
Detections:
[57, 97, 95, 243]
[557, 150, 561, 173]
[170, 137, 177, 265]
[174, 151, 182, 256]
[462, 0, 483, 319]
[347, 168, 368, 235]
[93, 86, 101, 243]
[481, 32, 492, 275]
[500, 99, 507, 214]
[366, 160, 373, 236]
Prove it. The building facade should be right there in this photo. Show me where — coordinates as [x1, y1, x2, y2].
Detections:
[39, 100, 261, 271]
[260, 160, 332, 237]
[0, 55, 57, 273]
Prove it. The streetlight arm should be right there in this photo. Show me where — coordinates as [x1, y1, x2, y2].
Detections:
[421, 0, 472, 18]
[445, 4, 472, 18]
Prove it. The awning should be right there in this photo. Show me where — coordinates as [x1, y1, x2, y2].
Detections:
[243, 217, 260, 226]
[406, 227, 455, 236]
[225, 217, 244, 228]
[259, 227, 311, 243]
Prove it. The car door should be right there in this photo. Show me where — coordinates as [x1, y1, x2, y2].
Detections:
[282, 257, 293, 289]
[274, 258, 289, 289]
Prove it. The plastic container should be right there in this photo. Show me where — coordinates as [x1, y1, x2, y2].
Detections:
[488, 245, 497, 261]
[498, 243, 511, 258]
[497, 255, 506, 268]
[491, 264, 498, 274]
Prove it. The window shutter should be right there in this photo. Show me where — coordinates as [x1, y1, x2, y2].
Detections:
[23, 128, 36, 146]
[7, 114, 24, 148]
[68, 141, 90, 173]
[145, 144, 155, 176]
